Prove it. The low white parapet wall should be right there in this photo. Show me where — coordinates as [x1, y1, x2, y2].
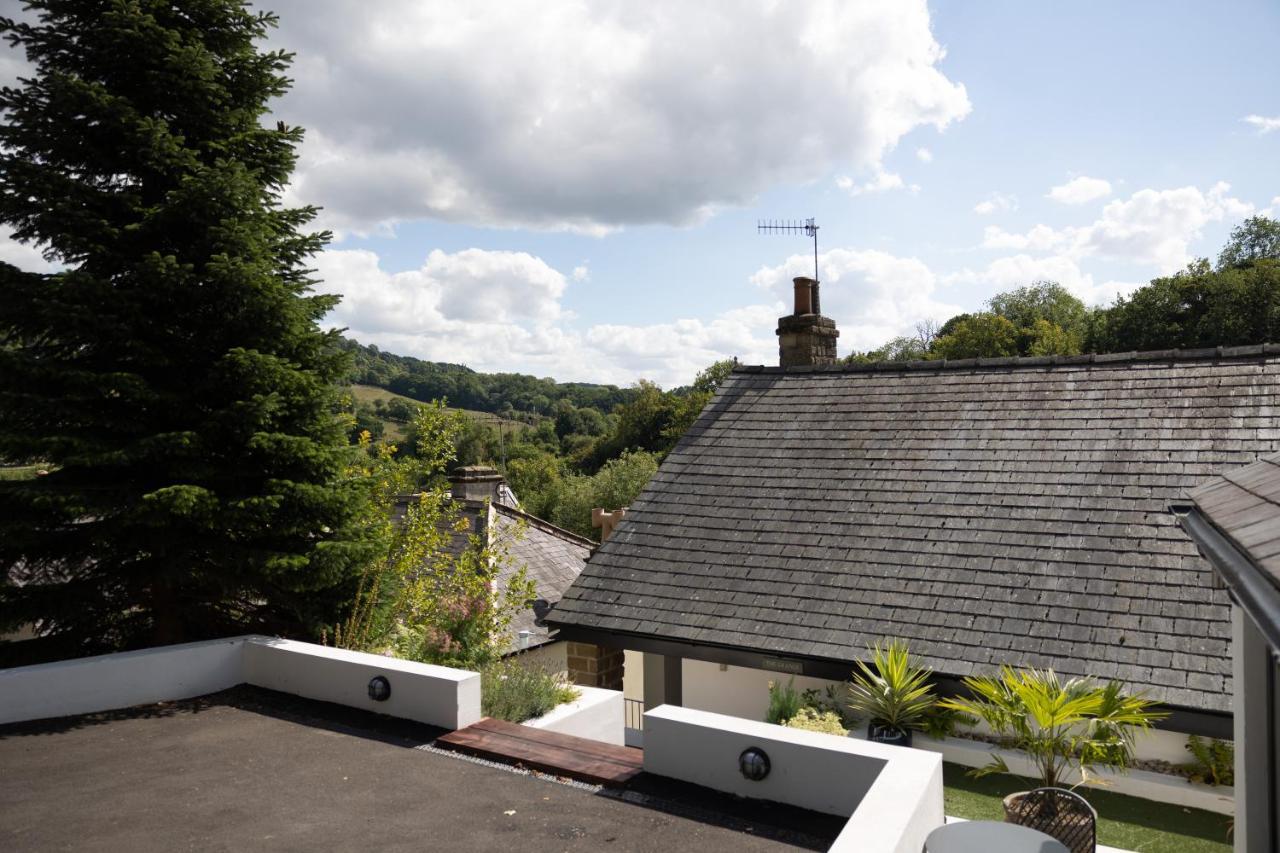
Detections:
[915, 733, 1235, 816]
[644, 705, 943, 853]
[0, 635, 482, 732]
[522, 685, 623, 745]
[243, 638, 481, 731]
[0, 635, 247, 725]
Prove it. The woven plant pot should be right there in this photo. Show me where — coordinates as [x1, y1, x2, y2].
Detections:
[1003, 788, 1097, 853]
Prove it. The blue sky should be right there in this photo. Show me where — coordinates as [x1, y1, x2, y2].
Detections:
[3, 0, 1277, 386]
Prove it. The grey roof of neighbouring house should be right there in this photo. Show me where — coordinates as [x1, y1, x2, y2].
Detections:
[489, 503, 593, 647]
[1186, 450, 1280, 587]
[552, 345, 1280, 714]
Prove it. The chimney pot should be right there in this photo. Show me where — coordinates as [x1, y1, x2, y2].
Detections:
[792, 277, 814, 315]
[777, 277, 838, 367]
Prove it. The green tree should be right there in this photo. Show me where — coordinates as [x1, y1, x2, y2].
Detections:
[332, 405, 534, 668]
[549, 450, 659, 539]
[988, 281, 1087, 356]
[1218, 215, 1280, 270]
[0, 1, 379, 656]
[930, 313, 1020, 359]
[1092, 258, 1280, 352]
[844, 335, 929, 364]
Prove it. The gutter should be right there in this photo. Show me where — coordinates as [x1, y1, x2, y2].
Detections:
[1174, 503, 1280, 655]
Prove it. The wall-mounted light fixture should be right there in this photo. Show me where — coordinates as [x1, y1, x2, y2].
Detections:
[739, 746, 771, 781]
[368, 675, 391, 702]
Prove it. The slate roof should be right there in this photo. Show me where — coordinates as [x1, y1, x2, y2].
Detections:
[552, 345, 1280, 713]
[1187, 450, 1280, 587]
[489, 503, 593, 647]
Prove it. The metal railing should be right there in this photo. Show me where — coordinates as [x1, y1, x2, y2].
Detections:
[624, 697, 644, 731]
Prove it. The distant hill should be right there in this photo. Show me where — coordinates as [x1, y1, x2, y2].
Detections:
[340, 338, 637, 420]
[345, 384, 533, 442]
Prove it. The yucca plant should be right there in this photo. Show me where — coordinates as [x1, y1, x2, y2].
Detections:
[847, 641, 937, 745]
[940, 667, 1167, 789]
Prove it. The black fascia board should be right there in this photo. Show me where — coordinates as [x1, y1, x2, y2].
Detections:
[550, 621, 1231, 739]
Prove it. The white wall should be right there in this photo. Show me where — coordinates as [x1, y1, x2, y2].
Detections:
[0, 636, 483, 732]
[644, 704, 943, 853]
[523, 685, 624, 745]
[678, 658, 1219, 763]
[623, 649, 644, 701]
[680, 659, 844, 722]
[0, 635, 247, 725]
[242, 638, 481, 730]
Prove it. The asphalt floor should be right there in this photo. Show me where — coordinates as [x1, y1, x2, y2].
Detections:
[0, 686, 842, 852]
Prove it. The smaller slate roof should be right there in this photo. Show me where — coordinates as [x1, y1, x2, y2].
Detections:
[489, 503, 593, 647]
[1187, 450, 1280, 586]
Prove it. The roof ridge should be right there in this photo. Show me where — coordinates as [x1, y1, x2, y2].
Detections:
[733, 343, 1280, 376]
[493, 502, 596, 549]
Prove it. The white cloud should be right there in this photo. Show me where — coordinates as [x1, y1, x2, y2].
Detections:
[572, 265, 590, 282]
[1046, 176, 1111, 205]
[836, 167, 918, 197]
[947, 254, 1138, 306]
[313, 246, 779, 386]
[751, 248, 962, 350]
[973, 193, 1017, 215]
[978, 182, 1254, 273]
[586, 305, 780, 381]
[1078, 182, 1252, 272]
[916, 147, 933, 163]
[982, 224, 1068, 252]
[1243, 114, 1280, 134]
[268, 0, 969, 235]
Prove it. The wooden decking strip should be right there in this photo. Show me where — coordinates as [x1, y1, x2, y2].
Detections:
[435, 717, 643, 787]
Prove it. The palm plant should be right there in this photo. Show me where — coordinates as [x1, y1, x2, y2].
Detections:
[846, 641, 937, 742]
[940, 667, 1167, 789]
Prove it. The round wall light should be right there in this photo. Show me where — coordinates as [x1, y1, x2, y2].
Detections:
[739, 746, 771, 781]
[368, 675, 391, 702]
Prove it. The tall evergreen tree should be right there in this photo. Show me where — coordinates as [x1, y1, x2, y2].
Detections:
[0, 0, 379, 658]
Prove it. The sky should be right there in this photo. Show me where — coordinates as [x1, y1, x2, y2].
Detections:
[3, 0, 1279, 387]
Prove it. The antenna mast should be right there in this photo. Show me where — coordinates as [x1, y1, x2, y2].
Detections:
[757, 218, 820, 283]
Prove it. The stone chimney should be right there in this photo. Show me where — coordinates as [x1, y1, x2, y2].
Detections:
[449, 465, 505, 503]
[777, 276, 838, 367]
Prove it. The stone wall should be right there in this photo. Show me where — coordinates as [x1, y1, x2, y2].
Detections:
[565, 641, 624, 690]
[777, 313, 839, 367]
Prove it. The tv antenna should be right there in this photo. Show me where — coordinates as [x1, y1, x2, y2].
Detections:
[758, 217, 820, 283]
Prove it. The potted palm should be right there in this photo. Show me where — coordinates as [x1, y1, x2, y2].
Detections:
[941, 667, 1166, 851]
[846, 640, 936, 747]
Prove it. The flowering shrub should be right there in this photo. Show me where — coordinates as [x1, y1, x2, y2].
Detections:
[784, 708, 848, 736]
[482, 657, 580, 723]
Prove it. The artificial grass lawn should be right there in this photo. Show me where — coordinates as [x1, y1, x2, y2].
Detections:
[943, 763, 1232, 853]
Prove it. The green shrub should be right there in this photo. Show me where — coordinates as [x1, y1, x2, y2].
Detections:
[918, 704, 977, 740]
[784, 707, 848, 736]
[941, 667, 1167, 788]
[847, 640, 937, 736]
[802, 684, 860, 728]
[1183, 735, 1234, 786]
[481, 658, 579, 723]
[765, 677, 805, 725]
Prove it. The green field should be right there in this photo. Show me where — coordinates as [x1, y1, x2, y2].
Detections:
[346, 384, 532, 442]
[943, 763, 1231, 853]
